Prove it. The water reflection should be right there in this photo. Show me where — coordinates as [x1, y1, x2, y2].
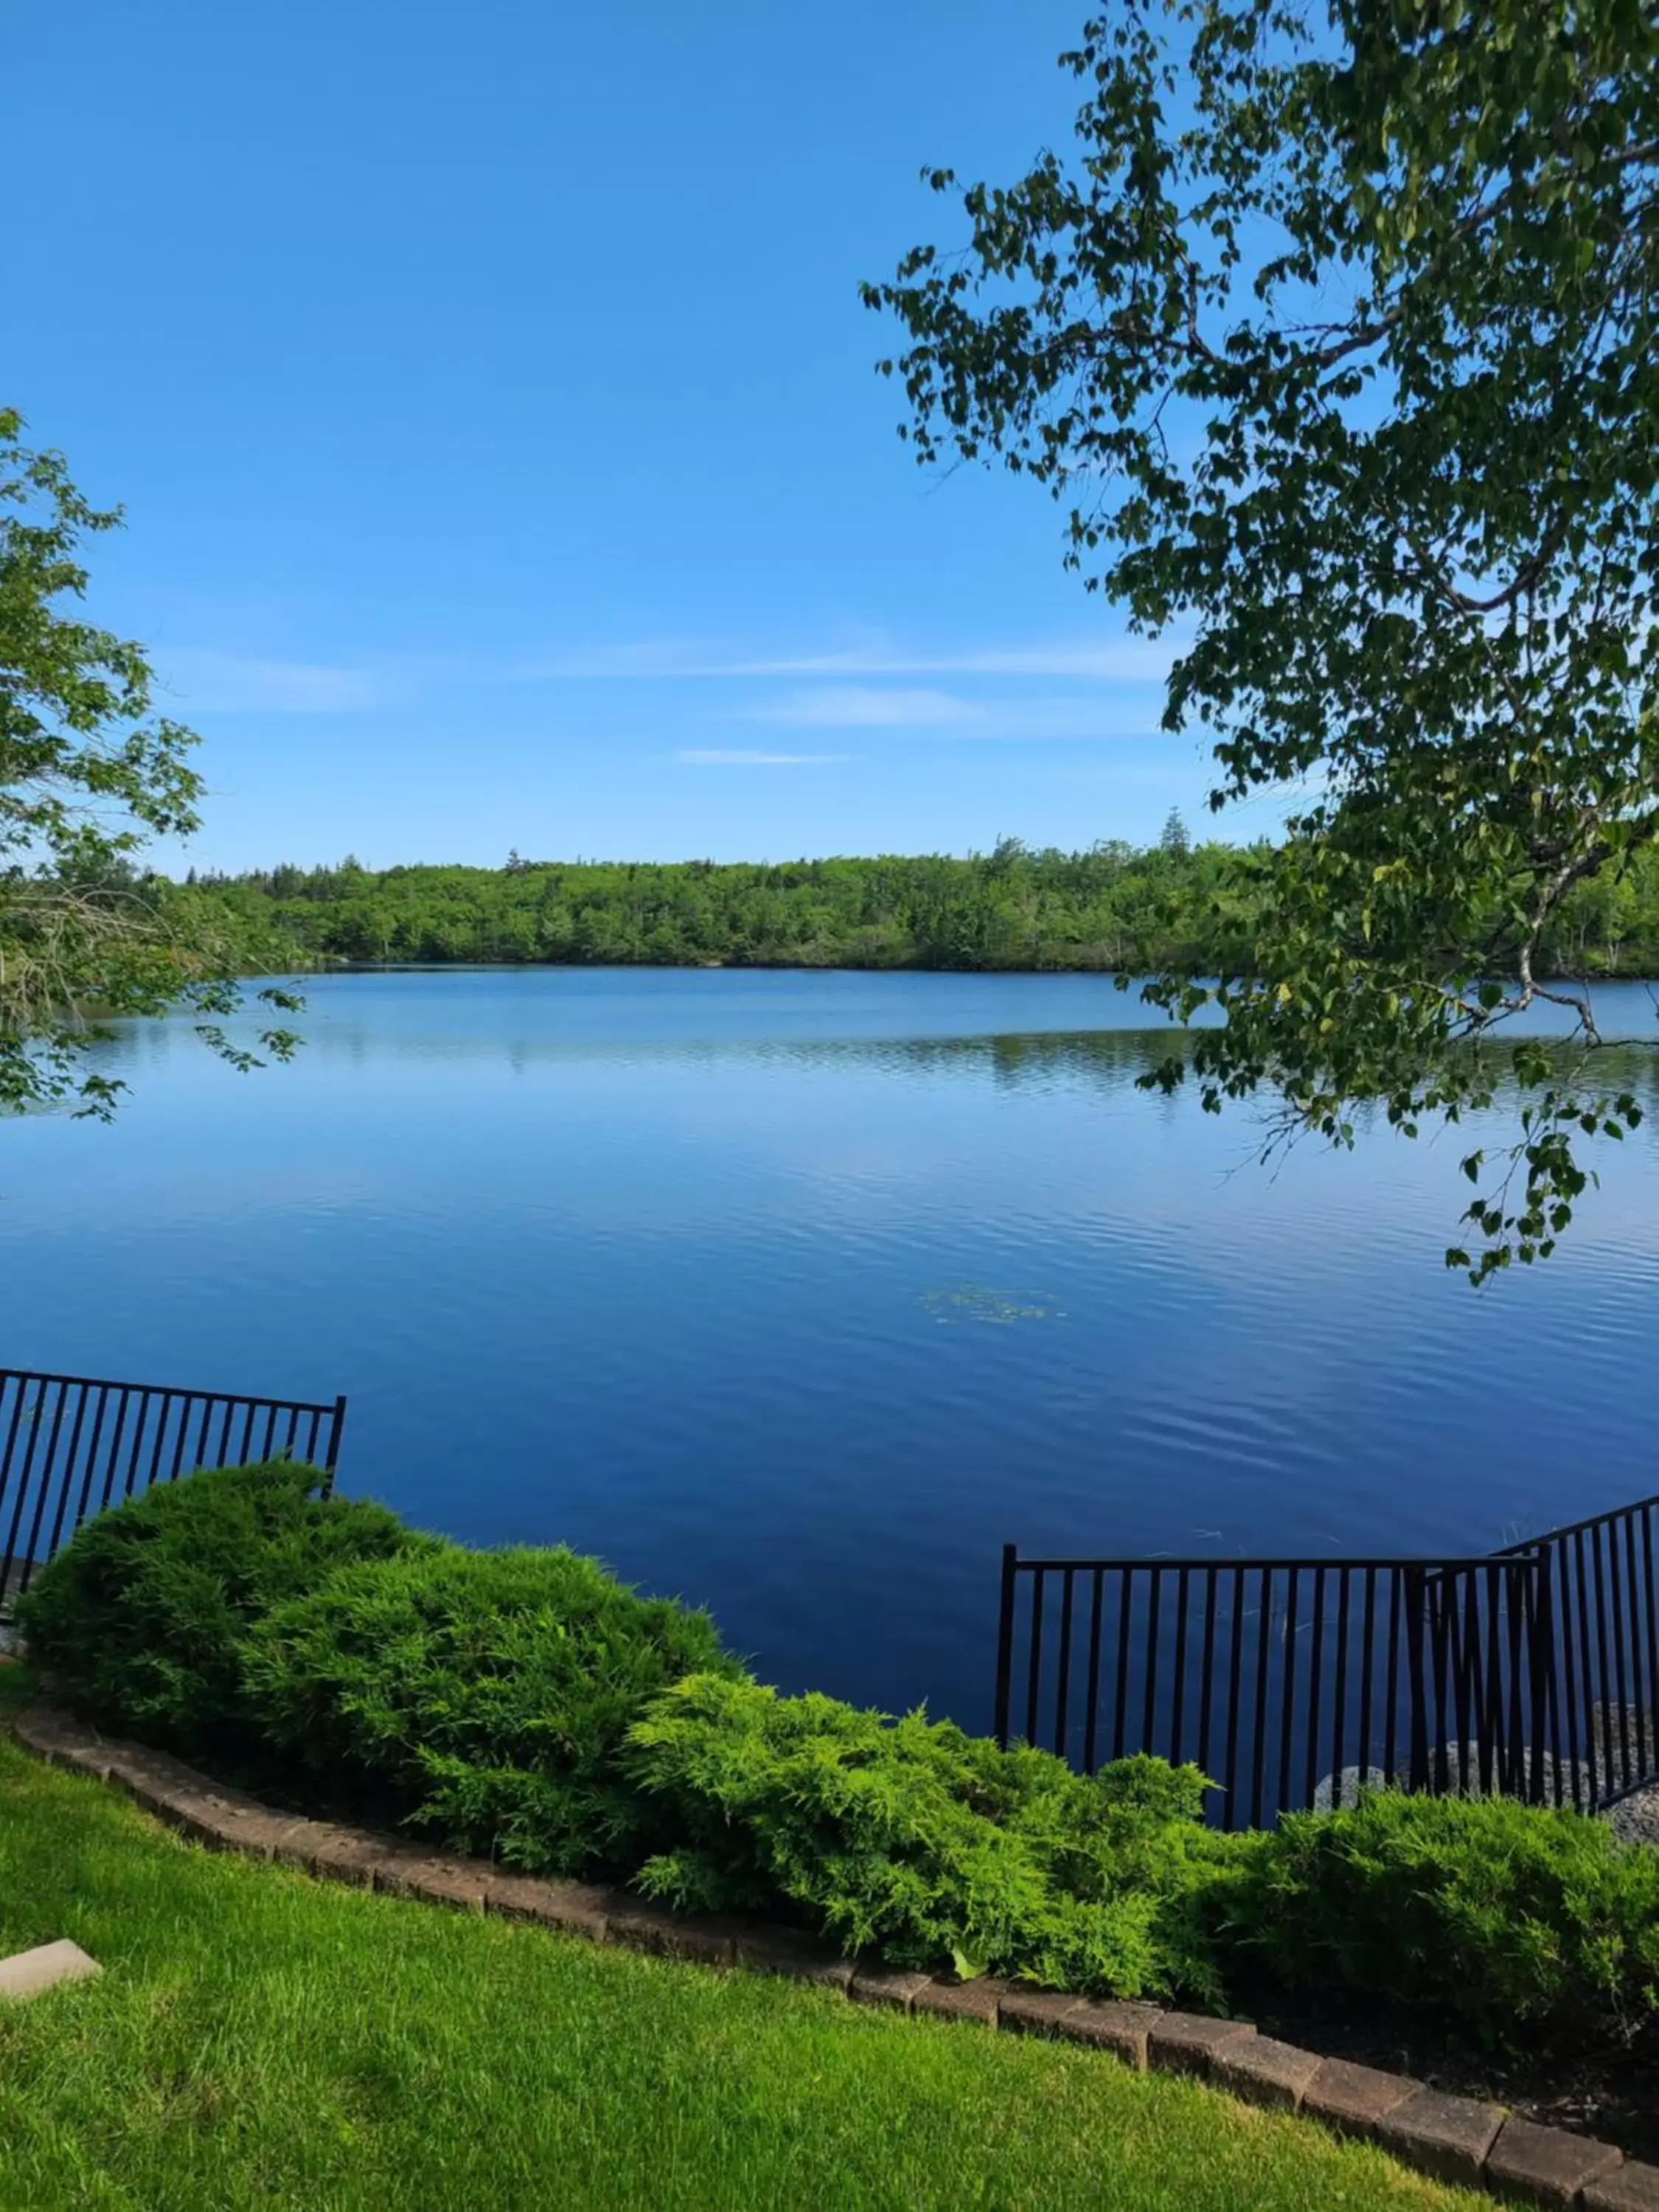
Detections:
[102, 1005, 1659, 1112]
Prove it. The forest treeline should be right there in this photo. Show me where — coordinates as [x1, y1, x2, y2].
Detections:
[161, 827, 1659, 978]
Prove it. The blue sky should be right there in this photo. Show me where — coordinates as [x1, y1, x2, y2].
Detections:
[12, 0, 1244, 872]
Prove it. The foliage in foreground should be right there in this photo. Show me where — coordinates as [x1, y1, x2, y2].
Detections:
[22, 1464, 1659, 2054]
[626, 1675, 1659, 2052]
[0, 1697, 1472, 2212]
[1220, 1787, 1659, 2050]
[14, 1461, 420, 1759]
[866, 0, 1659, 1279]
[627, 1672, 1235, 2005]
[241, 1543, 739, 1875]
[0, 406, 302, 1118]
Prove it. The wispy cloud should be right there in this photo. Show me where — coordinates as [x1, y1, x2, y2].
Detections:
[772, 643, 1180, 682]
[521, 636, 1185, 684]
[743, 691, 1159, 740]
[754, 686, 984, 729]
[159, 650, 390, 714]
[150, 630, 1187, 738]
[675, 748, 849, 766]
[154, 632, 1188, 709]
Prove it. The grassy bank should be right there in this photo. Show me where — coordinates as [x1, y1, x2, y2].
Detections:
[0, 1676, 1486, 2212]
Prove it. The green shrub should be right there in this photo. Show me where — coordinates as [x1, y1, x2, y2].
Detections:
[241, 1543, 740, 1877]
[16, 1461, 419, 1759]
[32, 1465, 1658, 2056]
[627, 1673, 1239, 2003]
[1214, 1787, 1659, 2051]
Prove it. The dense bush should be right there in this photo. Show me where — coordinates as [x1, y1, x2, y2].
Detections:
[626, 1674, 1239, 2003]
[25, 1466, 1659, 2053]
[16, 1461, 418, 1759]
[241, 1544, 741, 1877]
[1215, 1788, 1659, 2052]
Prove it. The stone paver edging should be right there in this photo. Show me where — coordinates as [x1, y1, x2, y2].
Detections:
[9, 1700, 1656, 2210]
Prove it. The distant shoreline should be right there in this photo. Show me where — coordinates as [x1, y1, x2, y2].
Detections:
[175, 845, 1659, 987]
[247, 956, 1659, 990]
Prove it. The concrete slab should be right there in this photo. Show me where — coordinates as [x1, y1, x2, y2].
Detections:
[0, 1939, 101, 2002]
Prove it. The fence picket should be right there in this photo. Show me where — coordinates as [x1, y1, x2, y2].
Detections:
[994, 1505, 1659, 1826]
[0, 1367, 347, 1611]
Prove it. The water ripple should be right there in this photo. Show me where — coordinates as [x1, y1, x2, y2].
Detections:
[2, 970, 1656, 1728]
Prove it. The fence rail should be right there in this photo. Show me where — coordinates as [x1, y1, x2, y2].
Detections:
[1500, 1495, 1659, 1812]
[995, 1493, 1659, 1827]
[0, 1367, 347, 1612]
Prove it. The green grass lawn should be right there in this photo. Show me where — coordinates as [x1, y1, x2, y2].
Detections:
[0, 1673, 1495, 2212]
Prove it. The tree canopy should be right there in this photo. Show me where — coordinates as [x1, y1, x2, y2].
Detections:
[863, 0, 1659, 1279]
[175, 836, 1659, 979]
[0, 408, 299, 1117]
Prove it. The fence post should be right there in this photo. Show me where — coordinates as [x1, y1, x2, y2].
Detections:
[985, 1492, 1659, 1820]
[323, 1396, 349, 1494]
[992, 1543, 1018, 1748]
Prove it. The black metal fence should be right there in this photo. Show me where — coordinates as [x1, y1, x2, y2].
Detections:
[0, 1367, 347, 1611]
[1502, 1495, 1659, 1811]
[995, 1492, 1659, 1827]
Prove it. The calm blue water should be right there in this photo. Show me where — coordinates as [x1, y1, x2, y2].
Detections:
[4, 967, 1658, 1730]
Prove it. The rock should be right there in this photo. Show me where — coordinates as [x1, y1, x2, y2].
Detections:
[1312, 1750, 1585, 1811]
[1391, 1745, 1589, 1805]
[1587, 1705, 1658, 1768]
[1604, 1784, 1659, 1848]
[1311, 1766, 1388, 1812]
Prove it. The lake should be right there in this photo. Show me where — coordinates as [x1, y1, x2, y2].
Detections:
[4, 967, 1658, 1733]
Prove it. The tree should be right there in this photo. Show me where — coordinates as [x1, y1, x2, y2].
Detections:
[1159, 807, 1192, 860]
[864, 0, 1659, 1279]
[1, 408, 299, 1116]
